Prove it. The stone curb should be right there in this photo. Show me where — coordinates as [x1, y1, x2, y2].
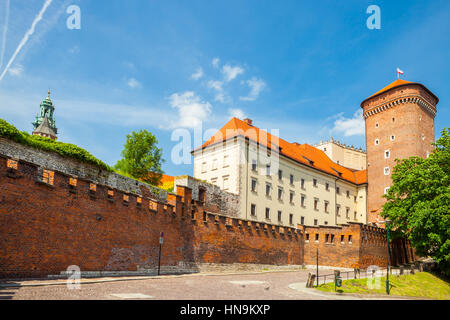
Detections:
[0, 269, 306, 288]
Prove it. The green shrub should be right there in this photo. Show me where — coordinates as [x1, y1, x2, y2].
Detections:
[0, 118, 112, 171]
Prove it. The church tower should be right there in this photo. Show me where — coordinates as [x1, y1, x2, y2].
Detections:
[32, 91, 58, 140]
[361, 79, 438, 225]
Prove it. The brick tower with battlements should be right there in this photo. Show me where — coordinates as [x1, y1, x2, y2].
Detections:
[361, 79, 438, 225]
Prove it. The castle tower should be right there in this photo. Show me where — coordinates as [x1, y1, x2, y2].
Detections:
[32, 90, 58, 140]
[361, 79, 438, 224]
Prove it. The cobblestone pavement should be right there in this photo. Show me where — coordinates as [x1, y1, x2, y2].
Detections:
[0, 270, 409, 300]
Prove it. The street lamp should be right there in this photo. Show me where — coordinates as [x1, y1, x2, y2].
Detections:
[385, 219, 391, 295]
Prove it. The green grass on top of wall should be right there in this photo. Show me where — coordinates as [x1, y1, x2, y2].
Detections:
[0, 118, 113, 171]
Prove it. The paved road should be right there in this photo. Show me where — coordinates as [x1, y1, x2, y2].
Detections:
[0, 270, 407, 300]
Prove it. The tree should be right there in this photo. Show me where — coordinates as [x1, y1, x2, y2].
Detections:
[382, 128, 450, 276]
[114, 130, 164, 186]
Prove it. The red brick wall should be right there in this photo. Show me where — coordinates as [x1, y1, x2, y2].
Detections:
[303, 224, 362, 268]
[362, 84, 437, 222]
[0, 156, 302, 278]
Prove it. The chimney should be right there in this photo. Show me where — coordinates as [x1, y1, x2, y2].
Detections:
[243, 118, 253, 126]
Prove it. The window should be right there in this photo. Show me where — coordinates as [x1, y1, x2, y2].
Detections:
[301, 194, 306, 207]
[354, 211, 357, 220]
[42, 169, 54, 185]
[290, 174, 294, 185]
[289, 191, 294, 203]
[354, 195, 357, 202]
[301, 178, 305, 189]
[107, 189, 114, 199]
[375, 122, 379, 128]
[7, 159, 18, 169]
[325, 234, 329, 243]
[266, 183, 271, 196]
[137, 197, 142, 206]
[330, 234, 335, 243]
[325, 183, 329, 191]
[266, 164, 271, 176]
[341, 235, 345, 243]
[314, 198, 319, 210]
[278, 169, 283, 180]
[313, 179, 317, 187]
[278, 188, 283, 200]
[384, 187, 390, 194]
[289, 214, 293, 225]
[123, 194, 129, 203]
[212, 158, 218, 170]
[346, 207, 350, 219]
[324, 201, 329, 213]
[251, 159, 257, 171]
[384, 167, 390, 175]
[392, 117, 395, 122]
[390, 135, 395, 141]
[315, 233, 319, 240]
[346, 190, 350, 198]
[323, 147, 327, 152]
[348, 235, 352, 243]
[305, 233, 309, 241]
[251, 178, 257, 192]
[223, 155, 229, 167]
[251, 204, 256, 216]
[278, 211, 282, 222]
[201, 162, 207, 173]
[301, 216, 305, 225]
[336, 187, 340, 194]
[265, 207, 270, 220]
[324, 221, 328, 225]
[89, 183, 97, 192]
[336, 205, 341, 216]
[211, 177, 218, 184]
[223, 176, 229, 190]
[375, 139, 379, 146]
[385, 150, 390, 159]
[422, 134, 425, 141]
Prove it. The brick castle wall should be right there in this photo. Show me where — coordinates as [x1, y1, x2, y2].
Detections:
[362, 84, 437, 223]
[0, 138, 414, 278]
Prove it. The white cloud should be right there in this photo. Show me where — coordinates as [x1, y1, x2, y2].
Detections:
[212, 57, 220, 68]
[222, 64, 244, 82]
[228, 108, 246, 119]
[332, 109, 365, 136]
[240, 77, 266, 101]
[8, 64, 23, 76]
[169, 91, 212, 128]
[207, 80, 225, 102]
[127, 77, 141, 88]
[191, 67, 203, 80]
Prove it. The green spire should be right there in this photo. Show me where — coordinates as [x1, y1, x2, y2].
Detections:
[32, 90, 58, 135]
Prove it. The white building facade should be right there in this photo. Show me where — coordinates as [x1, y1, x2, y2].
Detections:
[192, 118, 368, 227]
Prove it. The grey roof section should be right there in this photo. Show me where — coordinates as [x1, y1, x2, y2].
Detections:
[33, 116, 57, 138]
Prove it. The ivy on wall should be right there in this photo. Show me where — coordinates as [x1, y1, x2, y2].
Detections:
[0, 118, 112, 171]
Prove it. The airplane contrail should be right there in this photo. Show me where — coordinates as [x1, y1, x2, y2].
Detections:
[0, 0, 10, 71]
[0, 0, 53, 81]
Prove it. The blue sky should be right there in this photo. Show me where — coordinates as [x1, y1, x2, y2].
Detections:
[0, 0, 448, 176]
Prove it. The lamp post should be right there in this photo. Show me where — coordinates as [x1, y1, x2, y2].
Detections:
[385, 219, 391, 295]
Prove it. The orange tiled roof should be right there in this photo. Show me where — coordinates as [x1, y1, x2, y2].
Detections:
[194, 118, 367, 185]
[368, 79, 412, 98]
[361, 79, 439, 106]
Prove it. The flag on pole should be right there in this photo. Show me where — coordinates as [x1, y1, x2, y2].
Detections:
[397, 68, 404, 78]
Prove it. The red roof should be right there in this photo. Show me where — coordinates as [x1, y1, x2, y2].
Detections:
[194, 118, 367, 185]
[361, 79, 439, 106]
